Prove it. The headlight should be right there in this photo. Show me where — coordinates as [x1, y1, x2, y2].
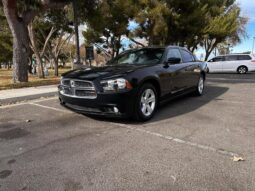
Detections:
[100, 78, 132, 92]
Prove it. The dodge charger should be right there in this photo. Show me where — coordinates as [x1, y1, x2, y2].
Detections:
[59, 46, 207, 121]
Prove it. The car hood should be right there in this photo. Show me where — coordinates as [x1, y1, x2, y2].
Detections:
[62, 64, 148, 81]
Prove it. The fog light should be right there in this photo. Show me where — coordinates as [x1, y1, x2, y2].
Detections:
[113, 107, 119, 113]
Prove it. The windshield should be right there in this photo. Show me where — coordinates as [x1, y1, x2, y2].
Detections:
[107, 48, 165, 65]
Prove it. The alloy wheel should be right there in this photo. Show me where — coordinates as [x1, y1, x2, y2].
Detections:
[140, 89, 156, 117]
[238, 66, 247, 74]
[198, 77, 204, 95]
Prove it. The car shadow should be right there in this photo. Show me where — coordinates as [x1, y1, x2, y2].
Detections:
[87, 84, 229, 125]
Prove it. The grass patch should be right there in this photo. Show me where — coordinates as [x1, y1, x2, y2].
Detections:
[0, 68, 71, 90]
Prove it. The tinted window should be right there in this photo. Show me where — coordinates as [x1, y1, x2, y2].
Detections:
[180, 50, 194, 63]
[238, 55, 251, 60]
[108, 48, 165, 65]
[211, 56, 225, 62]
[167, 49, 182, 62]
[226, 55, 238, 61]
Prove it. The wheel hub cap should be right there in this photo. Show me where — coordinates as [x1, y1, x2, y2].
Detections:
[198, 77, 204, 94]
[239, 68, 246, 74]
[140, 89, 156, 117]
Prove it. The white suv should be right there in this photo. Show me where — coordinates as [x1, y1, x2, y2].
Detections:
[207, 54, 255, 74]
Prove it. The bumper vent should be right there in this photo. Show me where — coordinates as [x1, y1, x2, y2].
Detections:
[59, 79, 97, 99]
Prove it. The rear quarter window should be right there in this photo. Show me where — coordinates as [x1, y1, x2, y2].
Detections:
[238, 55, 252, 60]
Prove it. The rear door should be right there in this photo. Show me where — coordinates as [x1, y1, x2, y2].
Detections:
[223, 55, 239, 72]
[179, 49, 199, 88]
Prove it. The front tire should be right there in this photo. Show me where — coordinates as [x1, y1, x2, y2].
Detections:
[194, 76, 205, 96]
[133, 83, 158, 121]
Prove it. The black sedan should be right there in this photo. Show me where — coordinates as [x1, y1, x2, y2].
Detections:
[59, 46, 207, 121]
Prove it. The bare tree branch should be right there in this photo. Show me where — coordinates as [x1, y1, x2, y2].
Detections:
[40, 27, 56, 56]
[129, 38, 145, 47]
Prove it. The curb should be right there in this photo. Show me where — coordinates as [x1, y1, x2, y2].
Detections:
[0, 91, 58, 106]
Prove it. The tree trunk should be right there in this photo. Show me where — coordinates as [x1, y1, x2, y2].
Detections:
[28, 23, 45, 78]
[205, 51, 210, 61]
[49, 59, 53, 69]
[2, 0, 30, 82]
[12, 22, 30, 82]
[54, 58, 58, 76]
[35, 54, 45, 78]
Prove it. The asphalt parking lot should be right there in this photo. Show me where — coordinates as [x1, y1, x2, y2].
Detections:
[1, 73, 255, 191]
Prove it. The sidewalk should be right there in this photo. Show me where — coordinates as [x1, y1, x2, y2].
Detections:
[0, 85, 58, 105]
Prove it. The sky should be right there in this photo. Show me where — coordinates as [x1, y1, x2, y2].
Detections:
[233, 0, 255, 53]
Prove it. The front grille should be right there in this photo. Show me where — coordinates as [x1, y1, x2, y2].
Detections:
[74, 81, 92, 88]
[60, 79, 97, 99]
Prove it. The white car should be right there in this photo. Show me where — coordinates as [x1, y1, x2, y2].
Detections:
[207, 54, 255, 74]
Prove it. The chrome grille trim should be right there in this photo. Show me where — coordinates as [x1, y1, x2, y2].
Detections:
[59, 78, 97, 99]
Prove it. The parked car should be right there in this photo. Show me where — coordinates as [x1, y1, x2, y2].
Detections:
[207, 54, 255, 74]
[58, 46, 207, 121]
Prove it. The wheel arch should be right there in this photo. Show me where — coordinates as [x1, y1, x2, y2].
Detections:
[201, 71, 206, 80]
[139, 77, 161, 98]
[237, 65, 248, 72]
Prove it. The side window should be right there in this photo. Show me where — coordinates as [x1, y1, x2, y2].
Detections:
[238, 55, 251, 60]
[180, 50, 195, 63]
[226, 55, 238, 61]
[167, 49, 182, 63]
[212, 56, 225, 62]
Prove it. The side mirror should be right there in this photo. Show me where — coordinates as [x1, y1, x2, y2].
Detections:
[167, 57, 181, 65]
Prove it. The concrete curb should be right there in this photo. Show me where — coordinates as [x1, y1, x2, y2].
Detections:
[0, 91, 58, 106]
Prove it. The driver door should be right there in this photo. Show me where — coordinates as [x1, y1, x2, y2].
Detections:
[207, 56, 225, 72]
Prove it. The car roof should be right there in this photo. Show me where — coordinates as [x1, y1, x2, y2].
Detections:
[145, 45, 189, 50]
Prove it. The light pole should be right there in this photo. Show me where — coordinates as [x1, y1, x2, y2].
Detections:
[252, 37, 255, 54]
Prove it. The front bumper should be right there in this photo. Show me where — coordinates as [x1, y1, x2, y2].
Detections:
[58, 88, 136, 117]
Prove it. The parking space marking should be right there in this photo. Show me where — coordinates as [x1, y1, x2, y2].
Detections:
[29, 103, 73, 114]
[111, 122, 241, 157]
[31, 97, 57, 103]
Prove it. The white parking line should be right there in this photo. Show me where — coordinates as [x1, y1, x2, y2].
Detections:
[29, 103, 72, 113]
[111, 122, 241, 157]
[32, 97, 57, 103]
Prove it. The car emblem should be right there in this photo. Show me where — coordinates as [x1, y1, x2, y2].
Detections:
[70, 80, 75, 87]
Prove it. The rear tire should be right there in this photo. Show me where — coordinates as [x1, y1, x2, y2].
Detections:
[133, 83, 158, 121]
[194, 75, 205, 96]
[237, 66, 248, 74]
